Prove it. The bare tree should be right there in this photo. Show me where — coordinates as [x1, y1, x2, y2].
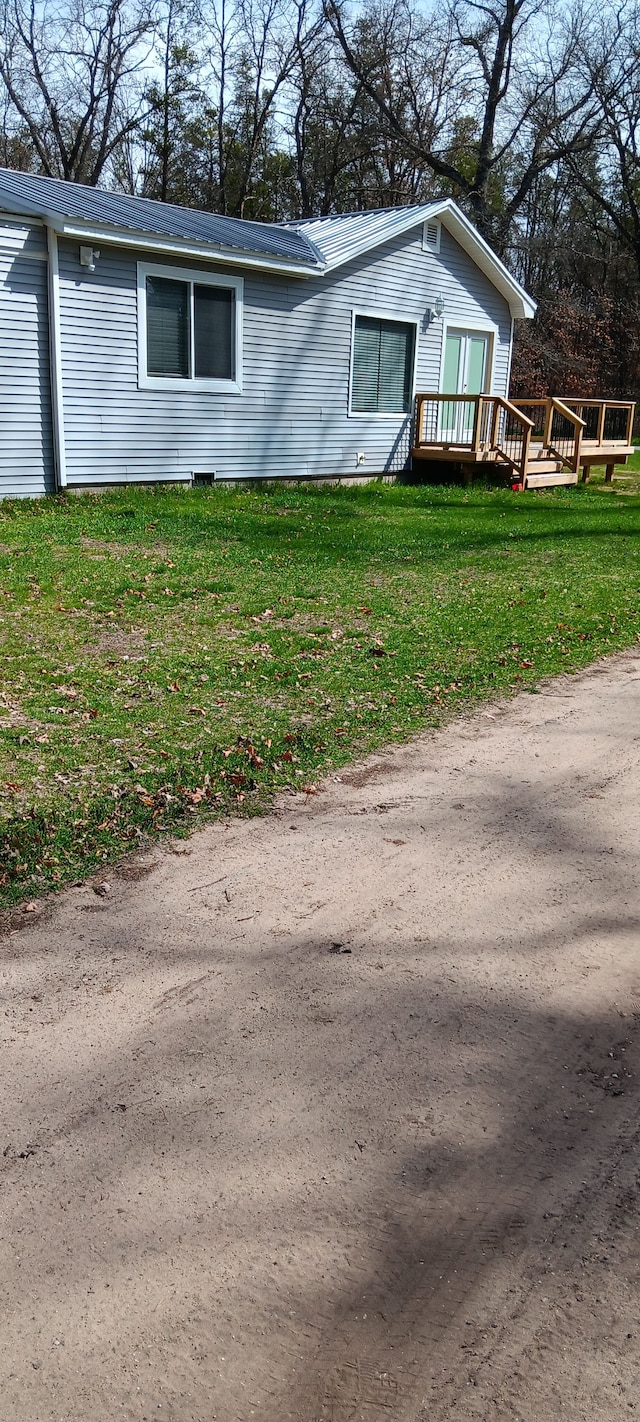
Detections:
[324, 0, 600, 248]
[202, 0, 323, 215]
[571, 3, 640, 283]
[0, 0, 156, 184]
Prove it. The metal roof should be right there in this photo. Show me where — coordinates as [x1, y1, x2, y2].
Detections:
[289, 204, 444, 269]
[0, 168, 323, 271]
[0, 170, 535, 314]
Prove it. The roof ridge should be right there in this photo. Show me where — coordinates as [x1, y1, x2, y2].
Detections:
[287, 202, 443, 227]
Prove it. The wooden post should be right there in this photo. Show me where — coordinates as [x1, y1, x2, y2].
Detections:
[415, 395, 424, 446]
[573, 420, 583, 474]
[605, 463, 615, 483]
[471, 397, 481, 452]
[596, 401, 606, 447]
[581, 465, 589, 483]
[490, 398, 500, 450]
[520, 422, 531, 485]
[626, 403, 635, 447]
[542, 397, 554, 451]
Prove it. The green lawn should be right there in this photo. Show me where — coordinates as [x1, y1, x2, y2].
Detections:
[1, 471, 639, 906]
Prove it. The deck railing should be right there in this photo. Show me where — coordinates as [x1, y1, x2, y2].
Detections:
[510, 397, 585, 472]
[414, 393, 534, 482]
[554, 398, 635, 447]
[512, 397, 635, 470]
[414, 393, 636, 486]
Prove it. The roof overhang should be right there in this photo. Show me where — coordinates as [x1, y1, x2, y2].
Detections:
[436, 202, 536, 320]
[0, 179, 535, 313]
[297, 200, 536, 318]
[50, 216, 324, 278]
[0, 188, 325, 278]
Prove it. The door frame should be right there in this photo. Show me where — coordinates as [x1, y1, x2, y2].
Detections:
[438, 317, 498, 398]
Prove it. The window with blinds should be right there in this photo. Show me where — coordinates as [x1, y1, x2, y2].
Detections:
[351, 315, 416, 414]
[141, 265, 240, 389]
[146, 276, 190, 377]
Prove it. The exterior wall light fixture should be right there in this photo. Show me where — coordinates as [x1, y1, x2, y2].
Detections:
[79, 244, 100, 273]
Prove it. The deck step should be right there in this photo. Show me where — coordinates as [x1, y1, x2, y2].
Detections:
[526, 458, 564, 471]
[525, 468, 578, 488]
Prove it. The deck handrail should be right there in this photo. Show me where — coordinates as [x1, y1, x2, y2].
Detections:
[550, 398, 586, 428]
[549, 398, 585, 473]
[414, 393, 534, 482]
[493, 395, 535, 429]
[513, 397, 635, 450]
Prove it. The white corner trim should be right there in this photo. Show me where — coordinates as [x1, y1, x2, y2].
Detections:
[348, 307, 419, 418]
[46, 224, 67, 488]
[505, 316, 515, 396]
[137, 260, 244, 394]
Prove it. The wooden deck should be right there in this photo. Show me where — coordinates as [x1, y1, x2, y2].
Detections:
[412, 395, 635, 489]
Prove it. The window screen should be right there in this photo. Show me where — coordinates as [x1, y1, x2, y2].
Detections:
[352, 316, 415, 413]
[146, 276, 189, 377]
[194, 285, 234, 379]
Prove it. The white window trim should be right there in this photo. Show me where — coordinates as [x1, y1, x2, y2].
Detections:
[437, 319, 499, 396]
[137, 260, 243, 394]
[348, 307, 419, 419]
[422, 218, 441, 254]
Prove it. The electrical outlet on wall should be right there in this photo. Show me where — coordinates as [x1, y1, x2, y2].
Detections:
[356, 452, 366, 466]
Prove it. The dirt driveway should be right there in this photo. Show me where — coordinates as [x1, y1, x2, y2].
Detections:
[2, 649, 640, 1422]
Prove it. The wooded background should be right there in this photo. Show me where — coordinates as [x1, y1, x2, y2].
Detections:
[1, 0, 638, 397]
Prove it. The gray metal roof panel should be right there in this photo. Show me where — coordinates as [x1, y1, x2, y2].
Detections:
[288, 205, 443, 268]
[0, 168, 323, 267]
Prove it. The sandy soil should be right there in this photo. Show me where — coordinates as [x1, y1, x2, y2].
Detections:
[2, 649, 640, 1422]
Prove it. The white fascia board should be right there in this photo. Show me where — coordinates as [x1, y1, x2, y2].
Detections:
[312, 198, 536, 320]
[437, 201, 536, 320]
[58, 219, 323, 277]
[0, 192, 324, 276]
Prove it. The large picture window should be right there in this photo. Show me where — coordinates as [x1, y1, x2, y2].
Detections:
[138, 263, 242, 393]
[350, 314, 416, 414]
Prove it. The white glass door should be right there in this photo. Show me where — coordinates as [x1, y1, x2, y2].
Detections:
[441, 329, 490, 442]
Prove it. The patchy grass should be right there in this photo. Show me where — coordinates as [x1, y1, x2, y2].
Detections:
[0, 477, 639, 905]
[584, 446, 640, 495]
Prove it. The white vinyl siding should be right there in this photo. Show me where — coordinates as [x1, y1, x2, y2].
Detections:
[0, 221, 53, 497]
[48, 222, 513, 487]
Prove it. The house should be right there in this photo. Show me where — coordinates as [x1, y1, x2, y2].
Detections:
[0, 169, 536, 498]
